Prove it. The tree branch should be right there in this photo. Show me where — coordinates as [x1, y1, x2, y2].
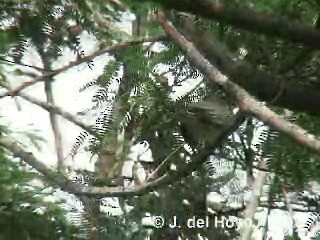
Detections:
[241, 161, 267, 240]
[0, 35, 166, 98]
[144, 0, 320, 49]
[0, 72, 55, 98]
[175, 18, 320, 114]
[0, 136, 173, 197]
[0, 57, 50, 73]
[42, 55, 64, 172]
[157, 12, 320, 155]
[0, 81, 94, 135]
[0, 105, 243, 197]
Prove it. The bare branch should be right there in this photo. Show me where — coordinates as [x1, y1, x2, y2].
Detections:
[157, 12, 320, 155]
[147, 144, 184, 181]
[42, 56, 64, 172]
[0, 57, 50, 73]
[0, 81, 95, 135]
[0, 73, 55, 98]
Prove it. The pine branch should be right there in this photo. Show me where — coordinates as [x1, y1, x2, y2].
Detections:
[0, 35, 166, 98]
[157, 12, 320, 155]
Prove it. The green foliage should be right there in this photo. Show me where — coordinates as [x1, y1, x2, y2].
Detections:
[0, 0, 125, 62]
[2, 0, 320, 239]
[0, 131, 78, 239]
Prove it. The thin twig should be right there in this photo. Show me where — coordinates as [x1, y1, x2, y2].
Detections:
[147, 144, 184, 181]
[0, 57, 50, 73]
[253, 166, 291, 176]
[0, 35, 167, 98]
[0, 72, 55, 98]
[0, 81, 94, 135]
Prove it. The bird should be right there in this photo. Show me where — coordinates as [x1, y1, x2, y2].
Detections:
[179, 92, 240, 146]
